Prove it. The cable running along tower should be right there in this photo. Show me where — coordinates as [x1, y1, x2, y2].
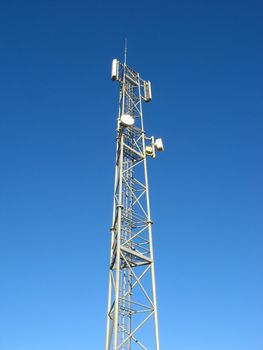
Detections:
[105, 50, 164, 350]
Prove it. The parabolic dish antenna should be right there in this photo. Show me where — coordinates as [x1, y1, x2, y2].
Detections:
[120, 114, 134, 127]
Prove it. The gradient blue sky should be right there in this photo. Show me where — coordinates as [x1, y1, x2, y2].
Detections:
[0, 1, 262, 349]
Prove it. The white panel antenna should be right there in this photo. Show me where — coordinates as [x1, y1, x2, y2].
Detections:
[144, 80, 152, 102]
[111, 59, 119, 81]
[155, 138, 164, 152]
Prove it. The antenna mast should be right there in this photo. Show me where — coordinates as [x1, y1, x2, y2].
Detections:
[106, 51, 164, 350]
[124, 39, 127, 65]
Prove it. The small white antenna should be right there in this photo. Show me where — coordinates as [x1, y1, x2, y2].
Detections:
[124, 38, 127, 65]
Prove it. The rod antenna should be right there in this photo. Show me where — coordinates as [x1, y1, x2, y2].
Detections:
[124, 38, 127, 65]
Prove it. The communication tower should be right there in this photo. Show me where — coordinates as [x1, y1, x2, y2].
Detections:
[105, 48, 164, 350]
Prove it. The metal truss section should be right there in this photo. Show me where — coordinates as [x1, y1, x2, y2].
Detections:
[105, 53, 161, 350]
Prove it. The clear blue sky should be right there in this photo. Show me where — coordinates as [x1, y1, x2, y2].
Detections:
[0, 0, 262, 349]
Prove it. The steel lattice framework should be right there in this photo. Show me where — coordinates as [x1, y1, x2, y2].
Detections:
[105, 52, 162, 350]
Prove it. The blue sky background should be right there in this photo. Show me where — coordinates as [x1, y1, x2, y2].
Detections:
[0, 0, 262, 349]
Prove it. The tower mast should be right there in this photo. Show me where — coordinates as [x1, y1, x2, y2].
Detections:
[105, 52, 164, 350]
